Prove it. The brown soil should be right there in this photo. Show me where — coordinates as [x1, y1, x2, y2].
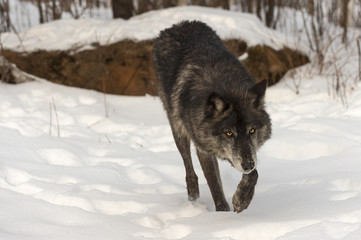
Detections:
[1, 39, 308, 96]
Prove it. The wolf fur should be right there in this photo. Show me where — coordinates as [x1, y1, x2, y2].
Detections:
[152, 21, 271, 212]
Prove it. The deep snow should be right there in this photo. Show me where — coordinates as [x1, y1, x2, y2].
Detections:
[1, 5, 361, 240]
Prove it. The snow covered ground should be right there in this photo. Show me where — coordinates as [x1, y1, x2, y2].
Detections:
[1, 69, 361, 240]
[1, 6, 361, 240]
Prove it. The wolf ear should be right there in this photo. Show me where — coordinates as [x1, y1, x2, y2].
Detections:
[250, 79, 267, 97]
[206, 93, 231, 118]
[250, 79, 267, 107]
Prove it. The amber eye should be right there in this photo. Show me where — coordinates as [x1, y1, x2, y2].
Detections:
[226, 131, 233, 137]
[249, 128, 256, 134]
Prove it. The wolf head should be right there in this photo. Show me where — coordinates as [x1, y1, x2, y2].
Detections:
[194, 80, 271, 174]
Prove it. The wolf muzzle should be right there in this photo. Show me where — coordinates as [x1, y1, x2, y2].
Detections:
[241, 159, 255, 172]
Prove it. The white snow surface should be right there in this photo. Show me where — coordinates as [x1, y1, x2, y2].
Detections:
[1, 73, 361, 240]
[1, 6, 285, 52]
[1, 5, 361, 240]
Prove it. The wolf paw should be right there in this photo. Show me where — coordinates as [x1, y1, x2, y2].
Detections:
[232, 193, 252, 213]
[215, 201, 230, 212]
[188, 193, 199, 201]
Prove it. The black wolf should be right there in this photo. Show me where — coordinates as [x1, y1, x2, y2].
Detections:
[152, 21, 271, 212]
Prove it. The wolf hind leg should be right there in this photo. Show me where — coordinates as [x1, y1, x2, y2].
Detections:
[197, 149, 230, 211]
[171, 126, 199, 201]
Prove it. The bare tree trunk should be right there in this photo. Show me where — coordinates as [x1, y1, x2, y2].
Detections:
[63, 0, 71, 12]
[151, 0, 160, 9]
[111, 0, 133, 19]
[357, 36, 361, 81]
[93, 0, 100, 8]
[308, 0, 324, 72]
[256, 0, 262, 20]
[307, 0, 314, 15]
[221, 0, 230, 10]
[192, 0, 206, 6]
[315, 0, 324, 38]
[162, 0, 177, 8]
[35, 0, 45, 24]
[51, 0, 62, 20]
[138, 0, 150, 14]
[265, 0, 275, 28]
[208, 0, 221, 7]
[340, 0, 350, 43]
[327, 0, 338, 24]
[0, 0, 11, 31]
[247, 0, 254, 13]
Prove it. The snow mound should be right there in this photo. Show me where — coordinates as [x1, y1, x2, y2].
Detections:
[1, 6, 285, 52]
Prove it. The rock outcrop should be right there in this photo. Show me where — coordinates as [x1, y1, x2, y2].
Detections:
[1, 39, 308, 95]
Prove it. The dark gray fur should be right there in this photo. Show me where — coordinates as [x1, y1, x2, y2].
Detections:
[152, 21, 271, 212]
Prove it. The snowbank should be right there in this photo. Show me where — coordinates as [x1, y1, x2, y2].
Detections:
[1, 6, 286, 52]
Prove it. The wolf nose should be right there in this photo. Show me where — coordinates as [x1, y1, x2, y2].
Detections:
[242, 160, 255, 171]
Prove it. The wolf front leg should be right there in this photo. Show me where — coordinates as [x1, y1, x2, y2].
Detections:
[197, 149, 230, 211]
[232, 169, 258, 213]
[171, 127, 199, 201]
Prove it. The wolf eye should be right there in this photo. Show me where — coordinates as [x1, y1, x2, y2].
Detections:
[226, 131, 233, 137]
[249, 128, 256, 134]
